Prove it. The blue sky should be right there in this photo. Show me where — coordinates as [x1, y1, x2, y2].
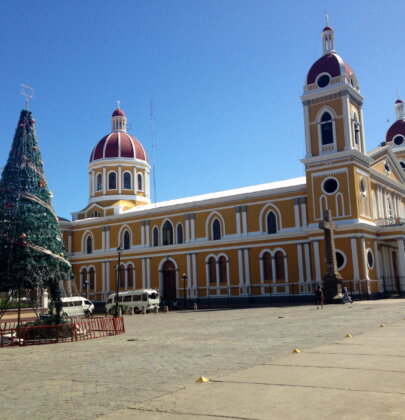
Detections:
[0, 0, 403, 219]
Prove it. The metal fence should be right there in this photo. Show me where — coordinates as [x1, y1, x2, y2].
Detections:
[0, 316, 125, 347]
[381, 276, 405, 296]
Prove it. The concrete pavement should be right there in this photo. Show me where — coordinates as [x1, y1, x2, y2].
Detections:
[99, 314, 405, 419]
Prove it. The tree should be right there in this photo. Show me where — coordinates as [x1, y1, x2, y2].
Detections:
[0, 109, 72, 322]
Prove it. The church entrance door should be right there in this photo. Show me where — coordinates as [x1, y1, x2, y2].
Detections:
[162, 260, 177, 304]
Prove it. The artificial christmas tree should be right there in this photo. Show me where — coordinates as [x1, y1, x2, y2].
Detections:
[0, 109, 72, 324]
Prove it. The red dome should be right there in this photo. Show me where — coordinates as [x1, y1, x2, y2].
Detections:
[395, 99, 403, 104]
[323, 25, 333, 31]
[112, 108, 126, 117]
[386, 119, 405, 143]
[90, 132, 148, 163]
[306, 52, 354, 85]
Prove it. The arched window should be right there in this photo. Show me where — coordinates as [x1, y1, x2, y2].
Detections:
[177, 223, 184, 244]
[320, 112, 334, 145]
[123, 230, 130, 250]
[86, 236, 92, 254]
[127, 265, 134, 289]
[219, 256, 227, 283]
[262, 252, 272, 282]
[80, 268, 87, 292]
[212, 218, 221, 240]
[208, 257, 216, 284]
[119, 264, 125, 289]
[153, 227, 159, 247]
[108, 172, 117, 189]
[274, 251, 285, 281]
[353, 113, 360, 146]
[162, 221, 174, 245]
[96, 174, 102, 191]
[137, 173, 143, 191]
[89, 267, 95, 290]
[123, 172, 132, 190]
[267, 212, 277, 234]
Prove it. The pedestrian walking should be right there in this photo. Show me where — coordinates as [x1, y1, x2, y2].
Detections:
[315, 286, 324, 309]
[342, 286, 353, 304]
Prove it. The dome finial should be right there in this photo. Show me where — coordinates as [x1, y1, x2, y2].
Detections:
[395, 96, 404, 120]
[117, 99, 121, 109]
[322, 14, 335, 55]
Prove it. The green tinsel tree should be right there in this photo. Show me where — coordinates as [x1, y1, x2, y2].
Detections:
[0, 109, 72, 321]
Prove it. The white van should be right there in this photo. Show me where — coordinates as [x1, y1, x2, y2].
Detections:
[60, 296, 95, 319]
[105, 289, 160, 314]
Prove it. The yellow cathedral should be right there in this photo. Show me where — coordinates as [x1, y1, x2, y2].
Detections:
[60, 25, 405, 305]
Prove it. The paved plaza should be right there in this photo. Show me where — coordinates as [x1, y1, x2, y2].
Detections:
[2, 300, 405, 419]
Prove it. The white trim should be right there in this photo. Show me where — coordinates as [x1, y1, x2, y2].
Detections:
[107, 170, 117, 191]
[259, 203, 282, 233]
[335, 249, 347, 270]
[316, 106, 338, 155]
[206, 211, 225, 240]
[122, 171, 132, 190]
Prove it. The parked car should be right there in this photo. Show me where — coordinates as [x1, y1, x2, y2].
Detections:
[59, 296, 94, 319]
[105, 289, 160, 314]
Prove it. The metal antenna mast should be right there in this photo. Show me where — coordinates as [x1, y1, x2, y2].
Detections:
[150, 100, 157, 205]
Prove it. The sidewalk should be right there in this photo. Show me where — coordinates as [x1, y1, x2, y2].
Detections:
[99, 319, 405, 419]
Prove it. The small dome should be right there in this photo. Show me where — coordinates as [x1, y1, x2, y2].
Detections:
[90, 132, 148, 163]
[112, 108, 126, 117]
[306, 52, 354, 85]
[386, 120, 405, 143]
[395, 99, 403, 104]
[323, 25, 333, 31]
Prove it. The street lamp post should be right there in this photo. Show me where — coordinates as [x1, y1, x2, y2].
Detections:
[181, 273, 187, 309]
[115, 246, 123, 317]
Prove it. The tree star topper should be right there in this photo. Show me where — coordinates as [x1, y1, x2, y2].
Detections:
[21, 84, 35, 109]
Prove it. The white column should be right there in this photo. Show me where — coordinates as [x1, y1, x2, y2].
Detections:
[133, 168, 137, 194]
[190, 214, 195, 242]
[297, 244, 304, 283]
[243, 248, 250, 287]
[359, 107, 366, 153]
[313, 240, 321, 283]
[303, 104, 312, 158]
[241, 206, 248, 236]
[351, 238, 360, 280]
[118, 166, 122, 194]
[304, 243, 311, 283]
[91, 170, 95, 197]
[238, 249, 244, 289]
[374, 240, 382, 292]
[187, 253, 192, 286]
[185, 215, 190, 243]
[102, 262, 106, 296]
[106, 262, 110, 293]
[142, 259, 146, 289]
[102, 167, 107, 194]
[360, 237, 369, 280]
[235, 207, 241, 235]
[145, 222, 150, 247]
[106, 227, 110, 251]
[259, 254, 264, 294]
[396, 238, 405, 292]
[342, 95, 352, 150]
[300, 198, 307, 226]
[141, 222, 145, 246]
[68, 232, 72, 253]
[192, 253, 197, 292]
[146, 258, 151, 289]
[294, 199, 300, 228]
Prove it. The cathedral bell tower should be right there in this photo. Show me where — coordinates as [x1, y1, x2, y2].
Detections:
[302, 25, 366, 157]
[301, 25, 372, 227]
